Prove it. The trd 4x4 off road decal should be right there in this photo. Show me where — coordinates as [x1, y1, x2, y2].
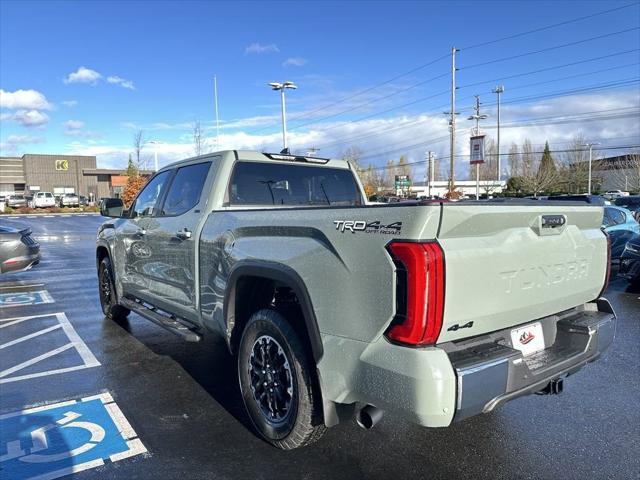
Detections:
[333, 220, 402, 234]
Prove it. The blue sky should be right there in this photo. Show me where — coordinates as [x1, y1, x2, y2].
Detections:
[1, 0, 638, 177]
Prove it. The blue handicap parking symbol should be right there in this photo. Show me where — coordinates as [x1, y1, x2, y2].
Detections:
[0, 393, 146, 480]
[0, 290, 54, 308]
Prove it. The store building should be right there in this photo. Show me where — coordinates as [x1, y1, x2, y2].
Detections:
[0, 154, 152, 200]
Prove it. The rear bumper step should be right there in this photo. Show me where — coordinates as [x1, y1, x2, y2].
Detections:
[120, 297, 202, 342]
[445, 299, 616, 421]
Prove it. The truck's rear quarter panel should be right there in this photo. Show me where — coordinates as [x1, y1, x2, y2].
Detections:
[199, 204, 440, 342]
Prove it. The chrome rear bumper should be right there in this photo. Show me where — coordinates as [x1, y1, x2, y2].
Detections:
[444, 299, 616, 421]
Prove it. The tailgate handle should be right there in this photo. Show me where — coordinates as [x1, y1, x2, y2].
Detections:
[535, 215, 567, 236]
[542, 215, 566, 228]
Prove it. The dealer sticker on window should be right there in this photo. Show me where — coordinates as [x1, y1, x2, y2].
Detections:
[511, 322, 545, 356]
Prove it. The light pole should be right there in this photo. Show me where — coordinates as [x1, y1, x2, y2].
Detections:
[492, 85, 504, 182]
[147, 140, 161, 172]
[269, 81, 297, 152]
[582, 142, 600, 194]
[468, 95, 488, 200]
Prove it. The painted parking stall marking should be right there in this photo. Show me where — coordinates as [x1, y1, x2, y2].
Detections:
[0, 291, 54, 308]
[0, 392, 147, 480]
[0, 312, 100, 384]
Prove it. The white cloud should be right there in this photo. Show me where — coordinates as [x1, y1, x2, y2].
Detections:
[1, 109, 50, 127]
[245, 42, 279, 55]
[63, 119, 100, 138]
[282, 57, 307, 67]
[107, 75, 135, 90]
[53, 90, 639, 177]
[0, 134, 45, 155]
[61, 100, 78, 107]
[64, 66, 102, 85]
[0, 89, 52, 110]
[63, 119, 85, 130]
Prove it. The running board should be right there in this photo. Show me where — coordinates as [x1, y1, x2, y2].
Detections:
[120, 297, 202, 342]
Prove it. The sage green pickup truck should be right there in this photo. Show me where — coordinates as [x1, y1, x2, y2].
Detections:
[97, 150, 615, 449]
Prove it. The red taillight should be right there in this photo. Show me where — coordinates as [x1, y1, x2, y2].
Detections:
[385, 241, 445, 346]
[598, 232, 611, 298]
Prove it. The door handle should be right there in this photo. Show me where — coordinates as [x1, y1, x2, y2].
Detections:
[176, 228, 192, 240]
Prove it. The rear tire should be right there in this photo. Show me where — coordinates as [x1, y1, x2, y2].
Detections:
[98, 256, 130, 321]
[238, 308, 326, 449]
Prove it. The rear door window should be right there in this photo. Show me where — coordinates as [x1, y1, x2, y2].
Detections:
[161, 162, 212, 216]
[132, 170, 171, 217]
[229, 161, 362, 206]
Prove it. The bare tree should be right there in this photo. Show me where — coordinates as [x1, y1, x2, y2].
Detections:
[518, 138, 560, 196]
[477, 137, 500, 195]
[508, 143, 520, 178]
[192, 120, 206, 156]
[558, 135, 590, 194]
[132, 130, 147, 170]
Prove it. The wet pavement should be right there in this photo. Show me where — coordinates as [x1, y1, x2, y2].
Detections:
[1, 214, 639, 480]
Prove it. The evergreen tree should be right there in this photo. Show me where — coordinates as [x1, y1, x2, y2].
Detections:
[538, 141, 556, 177]
[125, 153, 138, 177]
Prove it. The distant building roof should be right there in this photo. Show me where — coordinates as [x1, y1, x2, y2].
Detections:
[83, 169, 154, 176]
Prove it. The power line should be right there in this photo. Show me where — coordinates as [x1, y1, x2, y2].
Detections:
[315, 80, 639, 152]
[273, 53, 450, 126]
[287, 72, 450, 132]
[246, 9, 638, 136]
[461, 2, 640, 51]
[366, 145, 640, 172]
[352, 107, 639, 163]
[460, 27, 640, 71]
[457, 51, 640, 90]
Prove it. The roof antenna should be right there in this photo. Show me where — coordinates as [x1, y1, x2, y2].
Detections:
[280, 147, 290, 155]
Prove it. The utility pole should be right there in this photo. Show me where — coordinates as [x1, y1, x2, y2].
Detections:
[306, 147, 319, 157]
[468, 95, 488, 200]
[492, 85, 504, 182]
[582, 142, 600, 195]
[443, 47, 459, 198]
[425, 151, 432, 198]
[214, 75, 220, 151]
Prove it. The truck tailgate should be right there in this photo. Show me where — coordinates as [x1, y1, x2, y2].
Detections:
[436, 204, 608, 343]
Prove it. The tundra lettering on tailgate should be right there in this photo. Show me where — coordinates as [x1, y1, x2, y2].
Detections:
[499, 259, 589, 293]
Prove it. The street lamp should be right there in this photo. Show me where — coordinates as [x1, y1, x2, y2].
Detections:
[581, 142, 600, 195]
[147, 140, 161, 172]
[269, 81, 297, 152]
[492, 85, 504, 182]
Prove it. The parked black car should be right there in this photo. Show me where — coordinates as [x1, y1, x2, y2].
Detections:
[619, 234, 640, 285]
[614, 196, 640, 222]
[0, 225, 40, 274]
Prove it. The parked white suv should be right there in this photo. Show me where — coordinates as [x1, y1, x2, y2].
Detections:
[32, 192, 56, 208]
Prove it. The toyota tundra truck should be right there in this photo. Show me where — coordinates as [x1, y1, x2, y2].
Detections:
[96, 150, 616, 449]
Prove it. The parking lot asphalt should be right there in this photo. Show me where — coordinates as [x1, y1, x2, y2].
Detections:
[1, 214, 639, 480]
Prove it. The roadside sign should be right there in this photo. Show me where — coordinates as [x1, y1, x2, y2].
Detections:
[394, 175, 411, 187]
[0, 393, 146, 480]
[470, 135, 485, 165]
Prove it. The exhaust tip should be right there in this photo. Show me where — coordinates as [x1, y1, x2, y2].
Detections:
[356, 405, 384, 430]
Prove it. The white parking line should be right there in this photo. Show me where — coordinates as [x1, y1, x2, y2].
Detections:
[0, 312, 100, 384]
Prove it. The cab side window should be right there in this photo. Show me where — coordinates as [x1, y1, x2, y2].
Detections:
[132, 171, 171, 218]
[161, 162, 211, 216]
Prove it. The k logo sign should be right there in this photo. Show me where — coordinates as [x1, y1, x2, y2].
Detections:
[55, 159, 69, 171]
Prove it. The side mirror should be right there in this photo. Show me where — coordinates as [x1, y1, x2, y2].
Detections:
[100, 198, 125, 218]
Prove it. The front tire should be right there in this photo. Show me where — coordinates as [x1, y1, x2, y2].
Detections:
[98, 256, 130, 321]
[238, 309, 326, 449]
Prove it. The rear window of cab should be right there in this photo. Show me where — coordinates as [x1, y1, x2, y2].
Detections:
[229, 161, 362, 207]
